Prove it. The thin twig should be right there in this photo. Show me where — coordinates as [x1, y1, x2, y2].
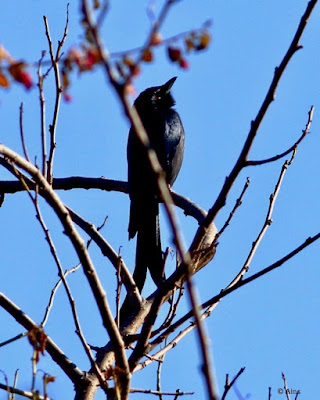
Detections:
[215, 177, 250, 240]
[228, 150, 296, 289]
[43, 5, 69, 184]
[0, 332, 28, 348]
[130, 388, 194, 396]
[41, 263, 81, 327]
[282, 372, 291, 400]
[67, 206, 139, 299]
[41, 214, 109, 327]
[0, 382, 53, 400]
[221, 367, 245, 400]
[19, 103, 30, 162]
[247, 106, 314, 166]
[37, 51, 47, 176]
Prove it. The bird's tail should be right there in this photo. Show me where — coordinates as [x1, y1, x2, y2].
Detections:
[120, 202, 164, 324]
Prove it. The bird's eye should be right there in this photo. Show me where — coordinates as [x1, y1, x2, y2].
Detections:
[153, 95, 161, 101]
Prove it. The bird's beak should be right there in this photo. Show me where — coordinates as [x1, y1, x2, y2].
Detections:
[161, 77, 177, 94]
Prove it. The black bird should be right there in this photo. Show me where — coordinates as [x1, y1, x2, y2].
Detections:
[127, 77, 185, 297]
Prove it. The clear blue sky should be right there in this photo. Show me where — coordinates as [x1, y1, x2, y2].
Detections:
[1, 1, 319, 399]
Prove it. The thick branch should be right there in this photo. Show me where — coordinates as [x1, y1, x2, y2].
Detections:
[0, 146, 129, 389]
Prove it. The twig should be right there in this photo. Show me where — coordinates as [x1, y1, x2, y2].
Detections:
[0, 332, 28, 348]
[19, 103, 30, 162]
[41, 214, 110, 327]
[67, 206, 139, 300]
[216, 177, 250, 240]
[282, 372, 291, 400]
[247, 106, 314, 166]
[190, 0, 318, 255]
[37, 51, 47, 176]
[156, 349, 165, 400]
[41, 263, 81, 327]
[11, 370, 19, 400]
[228, 150, 296, 289]
[0, 382, 52, 400]
[0, 293, 83, 384]
[43, 5, 69, 184]
[130, 388, 194, 396]
[221, 367, 245, 400]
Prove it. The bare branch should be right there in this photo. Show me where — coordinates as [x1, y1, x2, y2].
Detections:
[43, 5, 69, 184]
[28, 189, 107, 390]
[0, 293, 83, 384]
[228, 150, 297, 288]
[19, 103, 30, 162]
[282, 372, 291, 400]
[0, 382, 53, 400]
[37, 51, 47, 176]
[247, 106, 314, 166]
[190, 0, 318, 255]
[215, 177, 250, 240]
[0, 176, 207, 224]
[130, 388, 194, 396]
[221, 368, 245, 400]
[0, 146, 129, 391]
[67, 207, 139, 299]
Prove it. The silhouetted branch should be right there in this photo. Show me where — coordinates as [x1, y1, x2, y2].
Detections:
[0, 177, 206, 223]
[43, 5, 69, 184]
[0, 381, 53, 400]
[129, 388, 194, 396]
[0, 293, 83, 384]
[37, 51, 47, 176]
[0, 145, 129, 392]
[19, 102, 30, 162]
[247, 106, 314, 166]
[221, 368, 245, 400]
[215, 177, 250, 240]
[67, 206, 140, 302]
[227, 150, 296, 288]
[190, 0, 318, 254]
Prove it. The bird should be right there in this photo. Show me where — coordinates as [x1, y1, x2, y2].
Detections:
[122, 77, 185, 319]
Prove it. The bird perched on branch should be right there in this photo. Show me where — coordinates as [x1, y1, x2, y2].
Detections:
[127, 76, 185, 296]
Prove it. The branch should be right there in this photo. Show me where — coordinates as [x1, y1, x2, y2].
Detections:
[19, 102, 30, 162]
[190, 0, 318, 254]
[37, 51, 47, 176]
[247, 106, 314, 166]
[228, 150, 296, 288]
[0, 382, 53, 400]
[221, 368, 245, 400]
[0, 146, 129, 390]
[214, 177, 250, 240]
[28, 189, 107, 389]
[43, 5, 69, 183]
[67, 206, 140, 302]
[130, 388, 194, 396]
[0, 177, 206, 223]
[0, 293, 83, 384]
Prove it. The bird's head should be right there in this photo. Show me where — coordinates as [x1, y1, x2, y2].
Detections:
[134, 77, 177, 112]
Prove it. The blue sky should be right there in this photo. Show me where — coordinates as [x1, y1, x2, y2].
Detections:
[0, 1, 319, 399]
